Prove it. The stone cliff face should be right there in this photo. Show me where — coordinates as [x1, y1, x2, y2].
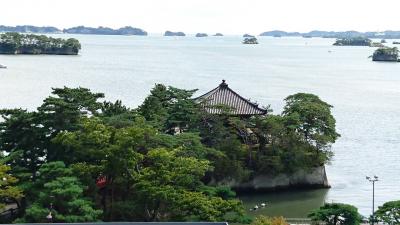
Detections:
[212, 166, 330, 192]
[372, 54, 399, 62]
[372, 47, 400, 62]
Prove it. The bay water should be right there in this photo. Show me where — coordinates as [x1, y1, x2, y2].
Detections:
[1, 35, 399, 217]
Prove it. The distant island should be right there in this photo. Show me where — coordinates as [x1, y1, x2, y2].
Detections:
[243, 34, 255, 38]
[0, 32, 81, 55]
[242, 37, 258, 44]
[0, 25, 61, 33]
[164, 31, 185, 36]
[3, 25, 400, 39]
[260, 30, 301, 37]
[0, 25, 148, 36]
[393, 41, 400, 45]
[370, 42, 385, 47]
[333, 37, 372, 46]
[260, 30, 400, 39]
[63, 26, 147, 35]
[372, 47, 399, 62]
[213, 33, 223, 36]
[195, 33, 208, 37]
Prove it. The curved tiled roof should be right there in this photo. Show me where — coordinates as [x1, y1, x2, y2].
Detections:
[196, 80, 267, 116]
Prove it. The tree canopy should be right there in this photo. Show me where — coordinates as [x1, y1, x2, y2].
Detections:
[308, 203, 362, 225]
[375, 200, 400, 225]
[0, 85, 340, 222]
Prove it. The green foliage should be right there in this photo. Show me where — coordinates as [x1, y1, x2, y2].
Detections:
[100, 100, 140, 128]
[199, 186, 237, 200]
[0, 164, 23, 210]
[283, 93, 339, 155]
[0, 109, 46, 189]
[138, 84, 199, 132]
[38, 87, 104, 162]
[53, 117, 243, 222]
[19, 162, 102, 223]
[308, 203, 362, 225]
[0, 85, 340, 222]
[0, 32, 81, 55]
[252, 96, 338, 175]
[375, 200, 400, 225]
[133, 148, 244, 221]
[251, 215, 288, 225]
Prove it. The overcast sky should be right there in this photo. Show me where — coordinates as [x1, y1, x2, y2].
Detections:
[2, 0, 400, 34]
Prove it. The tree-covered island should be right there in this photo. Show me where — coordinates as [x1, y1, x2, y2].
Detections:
[164, 31, 186, 36]
[195, 33, 208, 37]
[0, 81, 339, 223]
[0, 32, 81, 55]
[63, 26, 147, 36]
[372, 47, 399, 62]
[243, 37, 258, 44]
[333, 37, 372, 46]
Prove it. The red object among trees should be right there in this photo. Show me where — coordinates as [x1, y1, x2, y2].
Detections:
[96, 176, 107, 188]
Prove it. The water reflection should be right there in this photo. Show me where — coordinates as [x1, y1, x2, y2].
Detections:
[238, 189, 328, 218]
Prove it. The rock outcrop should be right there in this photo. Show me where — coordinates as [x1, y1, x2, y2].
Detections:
[372, 47, 399, 62]
[212, 166, 330, 192]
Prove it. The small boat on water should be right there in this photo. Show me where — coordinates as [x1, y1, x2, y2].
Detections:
[0, 64, 7, 69]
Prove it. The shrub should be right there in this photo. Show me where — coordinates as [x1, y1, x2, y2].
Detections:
[375, 200, 400, 225]
[251, 215, 289, 225]
[308, 203, 362, 225]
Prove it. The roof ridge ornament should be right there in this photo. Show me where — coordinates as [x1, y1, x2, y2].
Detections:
[219, 79, 228, 88]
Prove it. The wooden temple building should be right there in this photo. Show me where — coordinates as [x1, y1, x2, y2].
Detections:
[196, 80, 267, 116]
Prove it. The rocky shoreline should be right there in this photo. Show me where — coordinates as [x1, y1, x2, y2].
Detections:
[211, 166, 330, 192]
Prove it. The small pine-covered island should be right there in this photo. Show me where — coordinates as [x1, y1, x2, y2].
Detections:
[195, 33, 208, 37]
[0, 32, 81, 55]
[243, 33, 255, 38]
[333, 37, 372, 46]
[372, 47, 400, 62]
[164, 31, 186, 36]
[213, 33, 224, 36]
[243, 37, 258, 44]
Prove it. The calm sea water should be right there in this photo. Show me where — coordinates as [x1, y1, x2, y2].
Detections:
[1, 35, 400, 217]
